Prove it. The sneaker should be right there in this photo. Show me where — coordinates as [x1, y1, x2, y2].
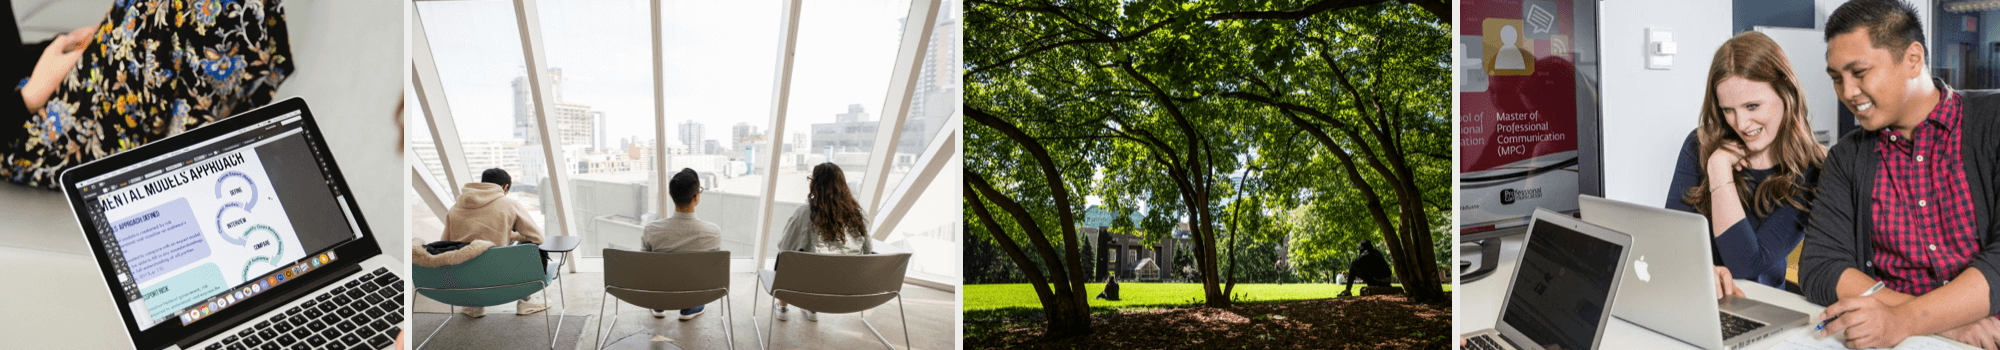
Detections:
[461, 306, 486, 318]
[516, 295, 549, 315]
[651, 309, 668, 319]
[801, 309, 818, 322]
[679, 305, 706, 321]
[774, 303, 788, 321]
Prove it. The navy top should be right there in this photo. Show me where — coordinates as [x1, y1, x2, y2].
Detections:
[1664, 130, 1818, 288]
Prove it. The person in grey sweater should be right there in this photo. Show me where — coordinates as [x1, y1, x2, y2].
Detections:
[638, 168, 722, 320]
[1801, 1, 2000, 347]
[770, 162, 872, 322]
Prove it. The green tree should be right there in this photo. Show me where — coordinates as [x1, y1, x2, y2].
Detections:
[966, 0, 1450, 340]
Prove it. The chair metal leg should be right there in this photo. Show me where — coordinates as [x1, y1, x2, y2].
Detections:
[898, 296, 910, 350]
[552, 277, 568, 349]
[595, 290, 616, 350]
[543, 288, 556, 349]
[765, 307, 778, 350]
[860, 316, 895, 350]
[417, 306, 457, 350]
[722, 294, 736, 350]
[751, 291, 766, 350]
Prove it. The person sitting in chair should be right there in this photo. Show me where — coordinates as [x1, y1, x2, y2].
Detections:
[638, 168, 722, 320]
[441, 168, 547, 317]
[771, 162, 873, 322]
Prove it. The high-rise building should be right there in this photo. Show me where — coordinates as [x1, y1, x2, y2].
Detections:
[908, 0, 961, 124]
[731, 122, 763, 148]
[554, 102, 593, 147]
[813, 104, 878, 153]
[703, 140, 722, 155]
[834, 104, 870, 123]
[904, 0, 960, 152]
[512, 67, 571, 143]
[677, 120, 705, 150]
[590, 111, 607, 152]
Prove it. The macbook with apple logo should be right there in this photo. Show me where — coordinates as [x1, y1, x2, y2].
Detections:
[1579, 195, 1808, 350]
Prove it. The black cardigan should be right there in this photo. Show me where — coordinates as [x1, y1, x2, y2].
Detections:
[1799, 87, 2000, 315]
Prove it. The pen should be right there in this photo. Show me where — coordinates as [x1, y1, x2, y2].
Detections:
[1816, 281, 1889, 332]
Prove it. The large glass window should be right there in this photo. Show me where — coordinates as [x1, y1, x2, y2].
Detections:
[409, 0, 956, 279]
[416, 1, 551, 242]
[648, 0, 784, 258]
[759, 0, 912, 257]
[877, 0, 962, 281]
[533, 0, 665, 258]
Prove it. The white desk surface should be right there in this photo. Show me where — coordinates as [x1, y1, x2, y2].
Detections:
[1458, 232, 1977, 350]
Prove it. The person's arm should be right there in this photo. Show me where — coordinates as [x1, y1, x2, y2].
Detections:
[509, 200, 543, 245]
[1800, 143, 1864, 306]
[1712, 204, 1806, 284]
[639, 223, 656, 252]
[1821, 268, 1989, 348]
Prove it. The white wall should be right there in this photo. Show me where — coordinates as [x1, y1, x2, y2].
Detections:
[1599, 0, 1736, 206]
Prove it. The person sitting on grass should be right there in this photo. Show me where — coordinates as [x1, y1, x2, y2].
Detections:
[1096, 274, 1121, 301]
[1340, 240, 1395, 297]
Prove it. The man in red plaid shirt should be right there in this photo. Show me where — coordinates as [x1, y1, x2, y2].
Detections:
[1801, 1, 2000, 348]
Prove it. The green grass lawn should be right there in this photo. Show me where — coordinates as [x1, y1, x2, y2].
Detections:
[963, 282, 1453, 311]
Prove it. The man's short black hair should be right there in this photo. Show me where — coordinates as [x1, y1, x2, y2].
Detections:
[669, 168, 701, 207]
[481, 168, 511, 187]
[1824, 0, 1926, 62]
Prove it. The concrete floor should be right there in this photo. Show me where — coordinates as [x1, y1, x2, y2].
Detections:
[414, 268, 958, 350]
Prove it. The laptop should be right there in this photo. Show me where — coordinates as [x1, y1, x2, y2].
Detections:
[1462, 208, 1634, 350]
[1578, 195, 1808, 349]
[59, 97, 407, 350]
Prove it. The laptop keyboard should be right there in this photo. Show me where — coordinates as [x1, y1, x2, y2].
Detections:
[1464, 334, 1507, 350]
[1720, 312, 1767, 339]
[206, 267, 406, 350]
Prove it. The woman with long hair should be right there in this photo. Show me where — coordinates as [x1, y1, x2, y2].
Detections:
[1664, 31, 1825, 297]
[771, 162, 872, 321]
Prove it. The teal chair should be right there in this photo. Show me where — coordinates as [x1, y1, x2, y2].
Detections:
[413, 244, 557, 349]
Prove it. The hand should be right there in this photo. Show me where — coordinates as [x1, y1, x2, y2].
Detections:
[1708, 141, 1752, 172]
[1820, 295, 1916, 349]
[64, 24, 96, 53]
[22, 33, 86, 112]
[1941, 317, 2000, 350]
[1713, 266, 1747, 299]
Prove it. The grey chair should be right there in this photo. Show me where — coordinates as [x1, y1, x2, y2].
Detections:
[595, 249, 735, 350]
[750, 251, 912, 350]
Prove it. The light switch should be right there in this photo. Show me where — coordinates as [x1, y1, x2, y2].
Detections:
[1647, 27, 1676, 70]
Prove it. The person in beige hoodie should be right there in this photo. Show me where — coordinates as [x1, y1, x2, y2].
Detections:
[442, 168, 547, 317]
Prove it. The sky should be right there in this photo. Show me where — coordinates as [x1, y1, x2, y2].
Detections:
[416, 0, 912, 144]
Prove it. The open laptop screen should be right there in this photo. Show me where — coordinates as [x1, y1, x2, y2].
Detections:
[1504, 217, 1625, 350]
[70, 109, 362, 331]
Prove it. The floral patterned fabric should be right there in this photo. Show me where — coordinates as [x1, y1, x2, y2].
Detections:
[1, 0, 291, 188]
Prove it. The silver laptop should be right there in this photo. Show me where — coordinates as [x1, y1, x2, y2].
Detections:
[1579, 195, 1809, 350]
[59, 98, 407, 350]
[1462, 209, 1634, 350]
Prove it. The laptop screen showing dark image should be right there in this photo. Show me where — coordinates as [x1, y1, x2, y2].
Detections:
[1503, 218, 1624, 350]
